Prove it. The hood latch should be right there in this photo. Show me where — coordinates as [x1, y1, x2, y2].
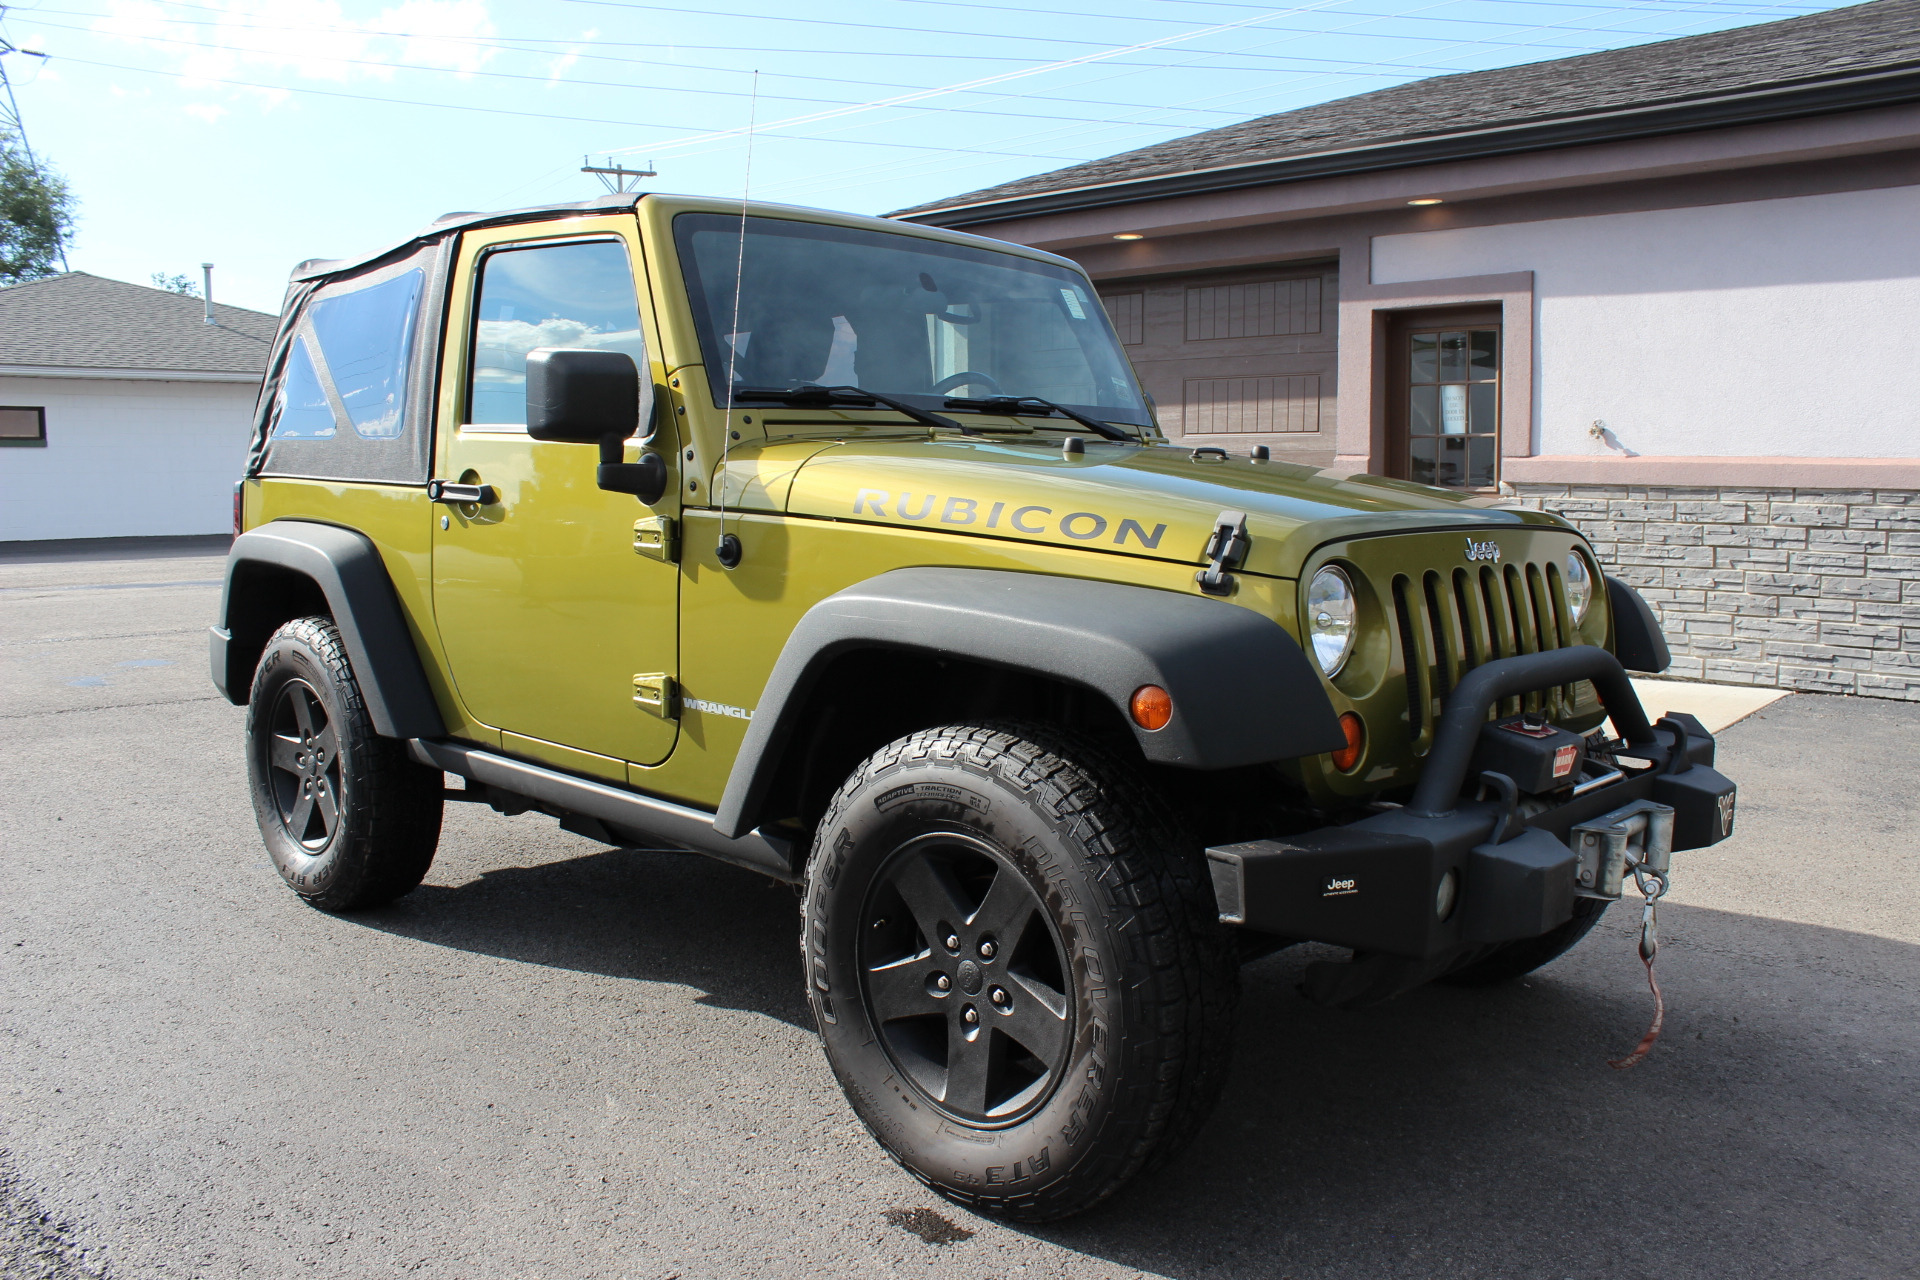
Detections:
[1196, 510, 1250, 596]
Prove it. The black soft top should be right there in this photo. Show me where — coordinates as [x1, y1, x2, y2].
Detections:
[289, 192, 644, 286]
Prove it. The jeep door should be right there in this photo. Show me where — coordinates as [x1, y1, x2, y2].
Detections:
[429, 219, 680, 775]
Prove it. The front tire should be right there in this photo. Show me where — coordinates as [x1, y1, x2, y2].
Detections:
[802, 723, 1236, 1222]
[245, 616, 443, 912]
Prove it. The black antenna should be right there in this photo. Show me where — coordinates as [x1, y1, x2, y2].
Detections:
[0, 10, 64, 272]
[715, 71, 758, 572]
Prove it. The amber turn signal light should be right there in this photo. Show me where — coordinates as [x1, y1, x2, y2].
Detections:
[1130, 685, 1173, 731]
[1331, 711, 1364, 770]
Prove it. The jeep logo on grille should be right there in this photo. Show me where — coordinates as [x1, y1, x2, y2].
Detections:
[1464, 537, 1502, 563]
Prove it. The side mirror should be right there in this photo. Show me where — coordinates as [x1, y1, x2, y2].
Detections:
[526, 347, 647, 443]
[525, 347, 666, 504]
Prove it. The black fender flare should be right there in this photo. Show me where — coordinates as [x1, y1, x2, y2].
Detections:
[209, 520, 445, 740]
[711, 567, 1344, 840]
[1606, 575, 1672, 674]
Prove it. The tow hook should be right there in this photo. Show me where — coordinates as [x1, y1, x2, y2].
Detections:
[1568, 799, 1674, 1067]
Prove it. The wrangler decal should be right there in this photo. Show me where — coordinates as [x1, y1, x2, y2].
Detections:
[847, 489, 1169, 552]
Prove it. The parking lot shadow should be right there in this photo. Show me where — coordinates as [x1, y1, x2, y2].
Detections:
[1027, 903, 1920, 1277]
[355, 841, 814, 1029]
[354, 831, 1918, 1276]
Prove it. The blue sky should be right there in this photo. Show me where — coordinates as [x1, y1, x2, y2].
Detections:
[0, 0, 1852, 313]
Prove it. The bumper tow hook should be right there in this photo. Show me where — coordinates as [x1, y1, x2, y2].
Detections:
[1609, 861, 1671, 1070]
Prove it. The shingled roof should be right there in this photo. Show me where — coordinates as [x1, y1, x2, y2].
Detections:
[899, 0, 1920, 224]
[0, 272, 277, 378]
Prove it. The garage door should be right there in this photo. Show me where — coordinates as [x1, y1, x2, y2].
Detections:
[1098, 262, 1337, 464]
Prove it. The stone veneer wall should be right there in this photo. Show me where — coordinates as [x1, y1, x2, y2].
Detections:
[1504, 483, 1920, 701]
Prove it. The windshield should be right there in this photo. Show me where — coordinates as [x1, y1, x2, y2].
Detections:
[674, 213, 1150, 426]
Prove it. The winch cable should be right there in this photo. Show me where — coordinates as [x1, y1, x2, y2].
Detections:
[1609, 862, 1669, 1070]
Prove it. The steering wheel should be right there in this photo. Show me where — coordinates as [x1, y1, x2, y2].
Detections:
[931, 371, 1003, 397]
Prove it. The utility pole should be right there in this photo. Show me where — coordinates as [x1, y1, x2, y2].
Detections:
[581, 156, 656, 195]
[0, 11, 66, 271]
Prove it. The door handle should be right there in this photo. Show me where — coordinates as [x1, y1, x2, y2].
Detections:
[427, 479, 497, 505]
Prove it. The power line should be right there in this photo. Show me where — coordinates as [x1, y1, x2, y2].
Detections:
[25, 4, 1560, 90]
[24, 17, 1271, 128]
[0, 7, 67, 269]
[552, 0, 1603, 55]
[42, 51, 1101, 161]
[35, 0, 1827, 78]
[754, 0, 1745, 201]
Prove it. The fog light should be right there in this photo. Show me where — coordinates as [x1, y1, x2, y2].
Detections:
[1130, 684, 1173, 730]
[1435, 868, 1459, 921]
[1330, 711, 1364, 771]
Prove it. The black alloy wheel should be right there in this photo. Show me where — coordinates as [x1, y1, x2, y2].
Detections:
[804, 722, 1237, 1222]
[245, 616, 443, 912]
[265, 679, 343, 849]
[862, 832, 1072, 1125]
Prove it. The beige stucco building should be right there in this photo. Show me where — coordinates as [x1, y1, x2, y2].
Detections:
[899, 0, 1920, 699]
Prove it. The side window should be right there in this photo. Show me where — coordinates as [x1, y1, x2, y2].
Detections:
[271, 268, 424, 440]
[468, 240, 646, 425]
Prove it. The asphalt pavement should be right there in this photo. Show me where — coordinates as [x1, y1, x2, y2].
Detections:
[2, 538, 1916, 1280]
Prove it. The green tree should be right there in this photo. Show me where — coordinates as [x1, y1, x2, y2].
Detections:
[150, 271, 201, 297]
[0, 128, 74, 285]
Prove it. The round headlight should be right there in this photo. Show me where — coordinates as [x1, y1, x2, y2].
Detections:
[1565, 551, 1594, 624]
[1306, 566, 1357, 677]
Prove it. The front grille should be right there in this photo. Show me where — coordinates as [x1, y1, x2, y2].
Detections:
[1390, 560, 1580, 753]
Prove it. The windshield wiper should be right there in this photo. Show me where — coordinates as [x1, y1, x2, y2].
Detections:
[943, 394, 1135, 443]
[733, 384, 977, 435]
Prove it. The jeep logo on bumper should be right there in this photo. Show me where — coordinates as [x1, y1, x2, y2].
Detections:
[1465, 536, 1502, 562]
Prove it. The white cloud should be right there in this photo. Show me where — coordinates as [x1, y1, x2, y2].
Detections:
[545, 28, 597, 84]
[93, 0, 498, 87]
[183, 102, 229, 122]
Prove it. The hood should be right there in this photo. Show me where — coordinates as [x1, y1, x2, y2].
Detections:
[759, 435, 1572, 579]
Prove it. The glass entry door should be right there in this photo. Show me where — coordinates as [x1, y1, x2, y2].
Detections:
[1403, 323, 1499, 489]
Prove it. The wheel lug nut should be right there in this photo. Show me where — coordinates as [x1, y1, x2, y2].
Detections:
[979, 940, 996, 959]
[935, 974, 951, 991]
[990, 987, 1008, 1005]
[963, 1007, 979, 1025]
[944, 933, 960, 951]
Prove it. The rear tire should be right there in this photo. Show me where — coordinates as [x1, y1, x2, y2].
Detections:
[245, 616, 443, 911]
[1441, 897, 1611, 986]
[801, 723, 1236, 1222]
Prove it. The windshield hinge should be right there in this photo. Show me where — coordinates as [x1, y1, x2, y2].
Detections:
[633, 673, 678, 718]
[633, 515, 678, 563]
[1196, 511, 1250, 596]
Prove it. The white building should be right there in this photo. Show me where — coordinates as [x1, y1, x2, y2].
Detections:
[900, 0, 1920, 699]
[0, 273, 276, 541]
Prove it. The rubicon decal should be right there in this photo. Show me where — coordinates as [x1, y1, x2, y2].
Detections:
[850, 488, 1168, 550]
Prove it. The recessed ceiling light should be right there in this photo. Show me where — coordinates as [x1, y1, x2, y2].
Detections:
[1407, 197, 1444, 206]
[1112, 232, 1145, 240]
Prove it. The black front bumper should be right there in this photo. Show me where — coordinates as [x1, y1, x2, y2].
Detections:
[1208, 645, 1737, 959]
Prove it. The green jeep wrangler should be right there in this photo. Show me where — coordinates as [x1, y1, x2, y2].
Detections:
[213, 192, 1736, 1221]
